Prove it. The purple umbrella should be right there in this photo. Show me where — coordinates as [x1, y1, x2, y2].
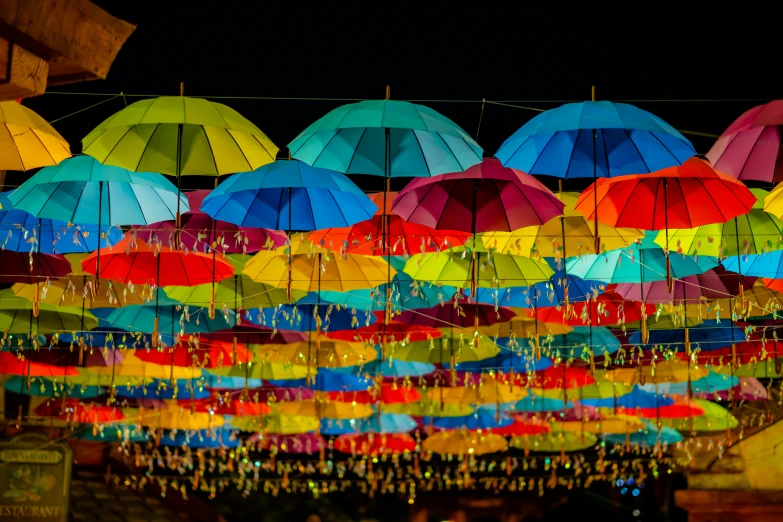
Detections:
[391, 158, 564, 234]
[613, 267, 756, 303]
[134, 190, 286, 254]
[706, 101, 783, 184]
[697, 377, 768, 402]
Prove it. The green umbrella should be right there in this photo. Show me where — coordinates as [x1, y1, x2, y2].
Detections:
[655, 188, 783, 258]
[0, 289, 98, 334]
[164, 274, 304, 309]
[404, 251, 554, 288]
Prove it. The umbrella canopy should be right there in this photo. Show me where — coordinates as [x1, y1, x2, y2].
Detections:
[135, 190, 286, 254]
[133, 336, 250, 368]
[654, 189, 783, 258]
[480, 191, 643, 258]
[256, 433, 325, 453]
[165, 275, 301, 309]
[705, 100, 783, 184]
[0, 191, 124, 254]
[0, 100, 71, 171]
[575, 158, 757, 230]
[321, 413, 417, 435]
[391, 158, 564, 233]
[764, 182, 783, 220]
[251, 340, 377, 368]
[82, 96, 277, 176]
[627, 320, 744, 351]
[534, 291, 654, 327]
[244, 252, 394, 293]
[9, 156, 189, 226]
[426, 376, 527, 405]
[580, 386, 674, 409]
[201, 160, 378, 230]
[100, 304, 235, 335]
[613, 266, 752, 303]
[565, 236, 719, 283]
[545, 326, 621, 359]
[327, 321, 442, 345]
[0, 290, 98, 333]
[398, 302, 516, 329]
[422, 430, 507, 456]
[495, 101, 695, 178]
[404, 252, 554, 288]
[82, 236, 234, 286]
[288, 99, 482, 178]
[0, 352, 79, 377]
[12, 278, 153, 308]
[510, 432, 597, 453]
[334, 433, 417, 455]
[425, 407, 514, 431]
[391, 330, 500, 364]
[309, 192, 471, 256]
[722, 251, 783, 278]
[0, 250, 72, 284]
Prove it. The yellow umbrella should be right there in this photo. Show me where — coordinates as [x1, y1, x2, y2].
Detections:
[273, 399, 374, 419]
[251, 340, 378, 368]
[384, 396, 474, 417]
[425, 376, 527, 405]
[479, 318, 573, 338]
[230, 414, 319, 435]
[422, 430, 507, 456]
[390, 328, 500, 364]
[209, 361, 309, 380]
[710, 359, 783, 378]
[164, 276, 302, 309]
[552, 416, 646, 435]
[0, 101, 71, 170]
[244, 251, 393, 292]
[0, 289, 98, 334]
[764, 182, 783, 220]
[481, 192, 643, 258]
[660, 399, 738, 431]
[511, 431, 598, 453]
[78, 352, 201, 384]
[12, 278, 153, 308]
[125, 402, 223, 430]
[602, 360, 709, 385]
[532, 381, 633, 402]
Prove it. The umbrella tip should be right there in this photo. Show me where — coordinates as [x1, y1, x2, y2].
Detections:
[386, 85, 391, 100]
[180, 82, 185, 96]
[591, 85, 596, 102]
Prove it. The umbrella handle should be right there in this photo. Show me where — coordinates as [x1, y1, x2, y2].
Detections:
[33, 292, 39, 318]
[666, 255, 673, 294]
[209, 285, 216, 320]
[731, 343, 738, 370]
[153, 316, 159, 349]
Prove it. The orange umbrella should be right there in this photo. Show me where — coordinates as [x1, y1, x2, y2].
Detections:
[178, 398, 270, 416]
[0, 352, 78, 376]
[533, 291, 654, 326]
[325, 383, 421, 405]
[334, 433, 416, 456]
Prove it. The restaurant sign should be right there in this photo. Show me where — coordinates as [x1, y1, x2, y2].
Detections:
[0, 432, 71, 522]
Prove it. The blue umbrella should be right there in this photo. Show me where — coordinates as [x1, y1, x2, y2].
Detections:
[321, 412, 417, 435]
[71, 424, 149, 443]
[424, 406, 513, 430]
[200, 370, 264, 390]
[627, 320, 744, 351]
[496, 101, 695, 179]
[458, 353, 553, 373]
[501, 395, 573, 413]
[8, 156, 188, 226]
[249, 304, 376, 333]
[546, 327, 620, 359]
[114, 379, 211, 400]
[566, 236, 718, 283]
[200, 159, 377, 230]
[57, 328, 177, 350]
[0, 191, 123, 254]
[722, 251, 783, 278]
[336, 359, 435, 378]
[288, 99, 482, 178]
[580, 386, 675, 409]
[604, 424, 682, 446]
[314, 368, 373, 392]
[98, 305, 236, 336]
[639, 372, 738, 395]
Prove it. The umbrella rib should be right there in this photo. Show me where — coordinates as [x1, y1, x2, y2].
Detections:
[621, 129, 653, 174]
[409, 130, 432, 174]
[30, 129, 59, 167]
[9, 127, 27, 170]
[249, 133, 277, 163]
[435, 181, 461, 231]
[202, 127, 221, 175]
[133, 123, 163, 174]
[309, 130, 345, 170]
[527, 133, 560, 176]
[343, 127, 368, 175]
[648, 131, 690, 165]
[326, 190, 350, 229]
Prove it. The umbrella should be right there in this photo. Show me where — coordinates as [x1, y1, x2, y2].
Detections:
[133, 336, 250, 368]
[705, 100, 783, 184]
[422, 430, 507, 456]
[397, 302, 517, 329]
[321, 413, 417, 435]
[510, 432, 597, 453]
[0, 289, 98, 333]
[165, 275, 301, 310]
[426, 376, 527, 405]
[604, 426, 682, 447]
[723, 251, 783, 278]
[309, 191, 471, 256]
[0, 352, 79, 377]
[404, 252, 554, 289]
[613, 266, 752, 304]
[391, 158, 564, 234]
[288, 98, 482, 178]
[534, 292, 655, 327]
[545, 326, 621, 359]
[385, 398, 473, 417]
[764, 182, 783, 219]
[0, 100, 70, 170]
[255, 433, 325, 453]
[208, 361, 309, 381]
[82, 95, 278, 176]
[12, 278, 154, 308]
[479, 192, 643, 258]
[3, 376, 103, 398]
[0, 250, 71, 284]
[200, 159, 378, 230]
[100, 304, 235, 337]
[580, 386, 674, 409]
[34, 399, 124, 423]
[9, 156, 188, 227]
[424, 407, 514, 431]
[135, 190, 286, 254]
[345, 359, 435, 379]
[0, 191, 124, 254]
[115, 379, 211, 400]
[249, 304, 376, 333]
[251, 340, 378, 368]
[334, 433, 417, 455]
[326, 321, 442, 345]
[655, 189, 783, 259]
[391, 329, 500, 365]
[160, 427, 239, 449]
[326, 383, 420, 405]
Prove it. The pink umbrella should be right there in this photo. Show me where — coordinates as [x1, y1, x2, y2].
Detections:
[613, 267, 756, 303]
[697, 377, 768, 402]
[134, 190, 287, 254]
[396, 302, 516, 328]
[250, 433, 326, 454]
[706, 101, 783, 184]
[391, 158, 564, 234]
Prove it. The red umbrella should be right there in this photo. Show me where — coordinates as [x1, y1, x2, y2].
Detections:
[0, 352, 78, 376]
[391, 158, 564, 234]
[81, 235, 234, 287]
[489, 418, 549, 436]
[533, 292, 654, 326]
[397, 302, 516, 328]
[0, 251, 71, 284]
[325, 383, 421, 405]
[203, 326, 308, 345]
[309, 192, 470, 256]
[327, 321, 442, 344]
[616, 401, 704, 419]
[135, 190, 286, 254]
[499, 365, 595, 389]
[253, 433, 325, 454]
[134, 335, 250, 367]
[334, 433, 416, 456]
[575, 158, 756, 230]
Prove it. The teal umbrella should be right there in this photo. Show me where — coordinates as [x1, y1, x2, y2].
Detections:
[288, 99, 482, 178]
[96, 304, 235, 337]
[566, 236, 718, 283]
[8, 155, 188, 226]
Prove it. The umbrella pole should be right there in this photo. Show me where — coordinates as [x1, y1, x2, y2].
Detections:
[591, 86, 600, 255]
[734, 217, 745, 308]
[78, 276, 86, 365]
[175, 83, 184, 250]
[209, 178, 218, 320]
[664, 178, 673, 293]
[153, 247, 161, 349]
[471, 181, 480, 346]
[287, 187, 293, 300]
[96, 181, 103, 291]
[316, 253, 322, 373]
[383, 127, 392, 362]
[33, 220, 41, 317]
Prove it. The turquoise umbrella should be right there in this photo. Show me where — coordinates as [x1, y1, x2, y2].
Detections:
[3, 376, 104, 398]
[96, 305, 235, 336]
[546, 326, 620, 359]
[321, 412, 417, 435]
[566, 236, 718, 283]
[8, 156, 188, 226]
[722, 251, 783, 278]
[288, 99, 482, 178]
